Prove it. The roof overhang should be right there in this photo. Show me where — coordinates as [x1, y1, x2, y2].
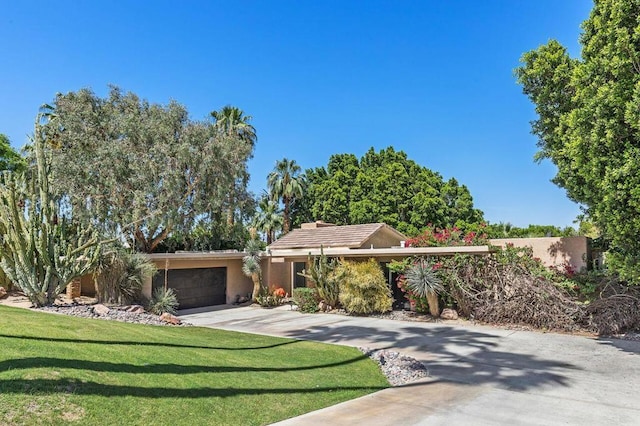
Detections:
[267, 245, 495, 261]
[147, 251, 247, 261]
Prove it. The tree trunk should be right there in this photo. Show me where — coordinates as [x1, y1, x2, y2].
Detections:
[251, 273, 261, 301]
[427, 292, 440, 317]
[283, 197, 291, 234]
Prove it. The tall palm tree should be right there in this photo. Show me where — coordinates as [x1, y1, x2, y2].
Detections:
[267, 158, 304, 234]
[253, 195, 283, 244]
[210, 105, 257, 226]
[210, 105, 257, 147]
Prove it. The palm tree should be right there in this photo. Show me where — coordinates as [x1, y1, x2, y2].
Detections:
[267, 158, 304, 234]
[211, 105, 257, 147]
[253, 195, 283, 244]
[242, 239, 263, 301]
[210, 105, 257, 227]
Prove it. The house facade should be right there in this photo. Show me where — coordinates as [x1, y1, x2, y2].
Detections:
[78, 221, 590, 310]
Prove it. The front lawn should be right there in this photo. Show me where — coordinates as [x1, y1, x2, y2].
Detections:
[0, 306, 387, 425]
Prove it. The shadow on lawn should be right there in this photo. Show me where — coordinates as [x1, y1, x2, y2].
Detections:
[0, 333, 297, 351]
[283, 324, 577, 392]
[0, 353, 371, 375]
[0, 378, 387, 398]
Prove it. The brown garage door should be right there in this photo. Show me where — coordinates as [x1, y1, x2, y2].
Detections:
[152, 267, 227, 309]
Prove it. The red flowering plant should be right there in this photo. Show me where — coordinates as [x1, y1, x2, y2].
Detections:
[391, 224, 490, 314]
[255, 284, 288, 307]
[406, 223, 489, 247]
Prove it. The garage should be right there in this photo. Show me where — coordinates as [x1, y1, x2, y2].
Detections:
[152, 267, 227, 309]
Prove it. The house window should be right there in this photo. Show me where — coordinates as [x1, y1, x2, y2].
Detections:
[293, 262, 306, 288]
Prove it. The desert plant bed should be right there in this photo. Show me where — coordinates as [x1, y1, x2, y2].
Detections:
[0, 305, 387, 425]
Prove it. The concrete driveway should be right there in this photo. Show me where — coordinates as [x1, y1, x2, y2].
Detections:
[179, 306, 640, 425]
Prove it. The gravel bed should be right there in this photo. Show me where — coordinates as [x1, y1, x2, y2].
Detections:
[37, 304, 191, 326]
[359, 347, 429, 386]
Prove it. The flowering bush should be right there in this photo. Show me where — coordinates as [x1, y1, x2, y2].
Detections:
[255, 285, 288, 307]
[406, 224, 488, 247]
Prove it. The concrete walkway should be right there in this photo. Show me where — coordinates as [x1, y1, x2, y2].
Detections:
[179, 305, 640, 425]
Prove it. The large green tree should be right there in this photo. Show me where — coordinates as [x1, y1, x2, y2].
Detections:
[0, 134, 26, 172]
[293, 147, 483, 235]
[39, 86, 254, 253]
[267, 158, 305, 234]
[516, 0, 640, 281]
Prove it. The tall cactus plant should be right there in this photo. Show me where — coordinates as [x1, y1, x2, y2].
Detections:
[298, 246, 341, 308]
[0, 117, 102, 306]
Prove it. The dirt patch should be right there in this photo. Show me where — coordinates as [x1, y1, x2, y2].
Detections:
[0, 291, 33, 309]
[1, 396, 86, 425]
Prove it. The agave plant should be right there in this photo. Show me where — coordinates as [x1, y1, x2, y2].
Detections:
[403, 258, 443, 317]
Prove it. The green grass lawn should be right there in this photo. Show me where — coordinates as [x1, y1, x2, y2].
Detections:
[0, 305, 388, 425]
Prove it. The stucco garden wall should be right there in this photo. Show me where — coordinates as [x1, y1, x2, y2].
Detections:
[490, 236, 590, 272]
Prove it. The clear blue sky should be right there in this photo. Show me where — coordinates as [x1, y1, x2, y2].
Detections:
[0, 0, 592, 228]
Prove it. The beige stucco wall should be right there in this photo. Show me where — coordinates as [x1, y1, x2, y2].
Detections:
[145, 256, 253, 304]
[264, 260, 292, 294]
[80, 275, 96, 297]
[490, 236, 590, 272]
[360, 231, 404, 250]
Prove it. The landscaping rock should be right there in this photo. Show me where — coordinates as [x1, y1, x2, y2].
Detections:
[0, 287, 7, 299]
[37, 304, 191, 326]
[360, 347, 429, 386]
[93, 304, 110, 316]
[126, 305, 145, 314]
[440, 308, 459, 320]
[160, 312, 181, 325]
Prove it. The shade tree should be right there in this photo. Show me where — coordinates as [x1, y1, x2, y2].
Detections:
[39, 86, 254, 252]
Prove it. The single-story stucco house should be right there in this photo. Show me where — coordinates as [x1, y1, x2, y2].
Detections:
[77, 221, 591, 310]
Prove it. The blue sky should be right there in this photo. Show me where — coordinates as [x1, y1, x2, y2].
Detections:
[0, 1, 592, 227]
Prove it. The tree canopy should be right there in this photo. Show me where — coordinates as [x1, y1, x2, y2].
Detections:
[293, 147, 484, 235]
[516, 0, 640, 281]
[267, 158, 304, 234]
[484, 222, 577, 239]
[0, 134, 26, 173]
[39, 86, 254, 252]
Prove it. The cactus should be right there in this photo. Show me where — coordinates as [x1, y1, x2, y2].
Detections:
[0, 117, 102, 306]
[298, 246, 342, 309]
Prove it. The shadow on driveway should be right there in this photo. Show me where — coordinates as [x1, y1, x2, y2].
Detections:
[283, 323, 577, 392]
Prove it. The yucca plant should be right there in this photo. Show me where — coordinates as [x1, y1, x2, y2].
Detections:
[94, 249, 157, 304]
[242, 238, 263, 301]
[403, 258, 443, 317]
[148, 287, 179, 315]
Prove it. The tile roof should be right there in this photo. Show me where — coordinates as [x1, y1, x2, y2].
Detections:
[268, 223, 404, 250]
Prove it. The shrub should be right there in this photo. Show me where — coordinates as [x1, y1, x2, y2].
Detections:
[94, 249, 157, 305]
[337, 259, 392, 315]
[148, 287, 179, 315]
[255, 285, 288, 307]
[292, 288, 319, 313]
